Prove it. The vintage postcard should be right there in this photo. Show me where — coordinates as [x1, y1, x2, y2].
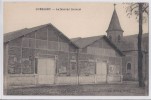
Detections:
[2, 1, 149, 99]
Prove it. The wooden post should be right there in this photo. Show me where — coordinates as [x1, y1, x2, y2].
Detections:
[4, 43, 8, 95]
[77, 49, 79, 85]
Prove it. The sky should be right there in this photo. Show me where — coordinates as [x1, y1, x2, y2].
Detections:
[3, 2, 149, 38]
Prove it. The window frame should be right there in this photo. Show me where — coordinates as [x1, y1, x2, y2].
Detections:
[70, 60, 77, 70]
[126, 62, 132, 74]
[118, 35, 121, 42]
[108, 35, 112, 40]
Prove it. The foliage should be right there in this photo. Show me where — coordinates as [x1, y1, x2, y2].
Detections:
[125, 3, 149, 23]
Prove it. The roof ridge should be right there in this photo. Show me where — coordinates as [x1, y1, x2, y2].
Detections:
[4, 23, 51, 43]
[4, 28, 29, 36]
[79, 35, 104, 39]
[123, 33, 149, 37]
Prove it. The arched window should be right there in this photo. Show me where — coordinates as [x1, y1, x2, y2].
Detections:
[108, 35, 112, 40]
[118, 35, 121, 42]
[126, 63, 131, 73]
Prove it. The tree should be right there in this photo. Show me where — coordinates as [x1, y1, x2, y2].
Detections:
[125, 3, 148, 87]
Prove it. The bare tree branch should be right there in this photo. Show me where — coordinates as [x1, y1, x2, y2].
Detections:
[130, 5, 139, 12]
[142, 5, 149, 15]
[125, 3, 148, 22]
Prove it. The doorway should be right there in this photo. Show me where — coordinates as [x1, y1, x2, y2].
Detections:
[96, 61, 107, 83]
[37, 58, 55, 84]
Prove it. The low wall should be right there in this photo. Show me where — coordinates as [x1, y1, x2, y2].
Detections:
[95, 75, 107, 83]
[79, 75, 95, 84]
[55, 76, 78, 85]
[8, 75, 36, 86]
[7, 74, 122, 86]
[107, 75, 122, 83]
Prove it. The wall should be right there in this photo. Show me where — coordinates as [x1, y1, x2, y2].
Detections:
[78, 38, 123, 83]
[6, 26, 78, 86]
[122, 51, 139, 81]
[122, 49, 149, 82]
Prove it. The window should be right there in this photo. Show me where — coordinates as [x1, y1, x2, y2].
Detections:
[22, 57, 34, 74]
[8, 55, 21, 74]
[79, 61, 95, 76]
[89, 62, 96, 75]
[108, 65, 114, 74]
[108, 35, 112, 40]
[8, 54, 36, 74]
[58, 66, 67, 74]
[70, 60, 77, 75]
[108, 65, 120, 74]
[126, 63, 131, 74]
[118, 35, 121, 42]
[70, 60, 76, 70]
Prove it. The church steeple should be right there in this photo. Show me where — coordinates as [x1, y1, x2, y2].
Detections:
[106, 4, 124, 43]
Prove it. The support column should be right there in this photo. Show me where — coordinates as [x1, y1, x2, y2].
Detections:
[4, 43, 8, 95]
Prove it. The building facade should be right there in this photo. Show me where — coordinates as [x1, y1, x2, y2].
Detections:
[71, 36, 124, 84]
[4, 24, 79, 86]
[4, 7, 148, 90]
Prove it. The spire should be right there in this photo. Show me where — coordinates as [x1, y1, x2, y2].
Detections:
[114, 3, 116, 10]
[106, 5, 123, 32]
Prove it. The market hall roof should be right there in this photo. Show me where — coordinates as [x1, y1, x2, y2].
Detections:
[71, 33, 149, 56]
[71, 35, 125, 56]
[4, 23, 79, 48]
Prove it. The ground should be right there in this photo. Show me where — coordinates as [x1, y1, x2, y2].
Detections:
[7, 82, 148, 96]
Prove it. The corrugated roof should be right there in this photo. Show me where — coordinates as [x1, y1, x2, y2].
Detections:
[71, 33, 149, 55]
[71, 37, 81, 42]
[71, 35, 103, 48]
[71, 35, 124, 56]
[4, 23, 49, 43]
[4, 23, 79, 48]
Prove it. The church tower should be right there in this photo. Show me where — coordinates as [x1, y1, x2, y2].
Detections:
[106, 4, 124, 44]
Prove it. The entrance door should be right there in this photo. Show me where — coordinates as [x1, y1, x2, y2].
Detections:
[38, 58, 55, 84]
[96, 62, 107, 83]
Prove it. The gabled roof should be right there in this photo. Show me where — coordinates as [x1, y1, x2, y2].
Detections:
[4, 23, 49, 43]
[71, 35, 124, 56]
[106, 9, 123, 32]
[4, 23, 79, 48]
[118, 33, 149, 53]
[71, 37, 82, 42]
[71, 35, 102, 48]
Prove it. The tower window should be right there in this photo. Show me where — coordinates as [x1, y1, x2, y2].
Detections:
[126, 63, 131, 74]
[108, 35, 112, 40]
[118, 35, 121, 42]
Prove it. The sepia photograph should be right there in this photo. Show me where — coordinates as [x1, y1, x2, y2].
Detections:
[3, 1, 149, 97]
